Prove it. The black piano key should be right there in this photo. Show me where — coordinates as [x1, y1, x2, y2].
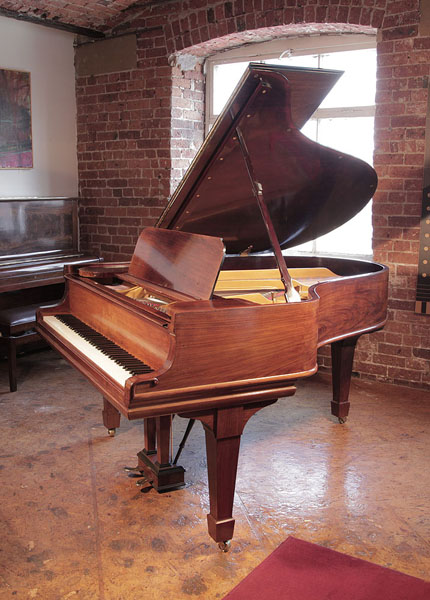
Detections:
[56, 314, 154, 377]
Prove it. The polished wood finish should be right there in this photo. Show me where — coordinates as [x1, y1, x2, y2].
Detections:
[137, 415, 186, 492]
[78, 262, 130, 280]
[180, 399, 285, 544]
[102, 396, 121, 432]
[37, 246, 387, 543]
[128, 228, 225, 300]
[144, 417, 156, 453]
[0, 198, 101, 295]
[36, 65, 388, 547]
[0, 198, 79, 261]
[234, 126, 296, 300]
[331, 336, 359, 422]
[0, 198, 101, 392]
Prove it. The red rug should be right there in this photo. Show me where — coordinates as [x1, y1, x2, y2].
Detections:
[223, 537, 430, 599]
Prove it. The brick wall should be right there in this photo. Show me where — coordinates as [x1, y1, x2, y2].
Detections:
[77, 28, 173, 260]
[76, 0, 430, 389]
[349, 0, 430, 389]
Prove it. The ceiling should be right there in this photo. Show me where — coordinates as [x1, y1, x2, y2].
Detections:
[0, 0, 152, 37]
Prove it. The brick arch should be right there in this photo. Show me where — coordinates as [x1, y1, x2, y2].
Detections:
[170, 23, 376, 60]
[164, 2, 386, 56]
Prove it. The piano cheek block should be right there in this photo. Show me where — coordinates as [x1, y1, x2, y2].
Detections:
[128, 377, 159, 391]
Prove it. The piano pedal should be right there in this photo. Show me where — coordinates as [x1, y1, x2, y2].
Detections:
[140, 480, 154, 493]
[135, 477, 149, 487]
[124, 465, 143, 477]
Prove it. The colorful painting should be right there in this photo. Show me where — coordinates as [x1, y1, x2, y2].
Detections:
[0, 69, 33, 168]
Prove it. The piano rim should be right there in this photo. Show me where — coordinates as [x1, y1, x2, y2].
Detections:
[35, 258, 388, 419]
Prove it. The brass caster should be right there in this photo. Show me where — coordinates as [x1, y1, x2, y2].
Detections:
[108, 428, 116, 437]
[218, 540, 231, 552]
[338, 417, 347, 424]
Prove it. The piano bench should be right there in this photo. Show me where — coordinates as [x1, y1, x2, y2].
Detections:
[0, 303, 55, 393]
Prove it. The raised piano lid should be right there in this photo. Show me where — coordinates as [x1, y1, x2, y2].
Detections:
[157, 63, 378, 255]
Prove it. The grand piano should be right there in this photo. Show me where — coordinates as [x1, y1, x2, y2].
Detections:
[36, 64, 388, 550]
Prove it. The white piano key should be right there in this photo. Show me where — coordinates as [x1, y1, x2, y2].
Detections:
[43, 315, 130, 386]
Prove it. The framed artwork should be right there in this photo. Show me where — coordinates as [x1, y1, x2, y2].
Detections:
[0, 68, 33, 169]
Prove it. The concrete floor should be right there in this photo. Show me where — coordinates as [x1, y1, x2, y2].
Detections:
[0, 349, 429, 599]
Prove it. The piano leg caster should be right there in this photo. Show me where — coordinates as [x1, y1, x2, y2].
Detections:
[338, 417, 347, 424]
[218, 541, 231, 552]
[103, 398, 121, 437]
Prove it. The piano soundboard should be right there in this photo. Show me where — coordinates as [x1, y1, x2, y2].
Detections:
[214, 267, 341, 302]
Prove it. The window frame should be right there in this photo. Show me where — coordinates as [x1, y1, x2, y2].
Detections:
[205, 34, 376, 134]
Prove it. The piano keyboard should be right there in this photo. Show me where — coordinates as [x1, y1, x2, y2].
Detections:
[43, 314, 154, 387]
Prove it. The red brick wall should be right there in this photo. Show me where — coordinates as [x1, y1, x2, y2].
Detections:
[170, 64, 205, 193]
[76, 0, 430, 389]
[350, 0, 430, 389]
[77, 29, 173, 260]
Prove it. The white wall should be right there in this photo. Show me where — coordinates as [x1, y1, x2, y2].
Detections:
[0, 16, 78, 197]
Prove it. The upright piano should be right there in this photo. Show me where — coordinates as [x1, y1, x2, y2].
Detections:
[37, 64, 388, 550]
[0, 197, 101, 307]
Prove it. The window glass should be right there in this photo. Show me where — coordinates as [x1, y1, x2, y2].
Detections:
[319, 49, 376, 109]
[307, 116, 375, 255]
[316, 116, 374, 164]
[213, 62, 249, 115]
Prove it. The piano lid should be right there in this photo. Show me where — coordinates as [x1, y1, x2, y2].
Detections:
[157, 63, 378, 255]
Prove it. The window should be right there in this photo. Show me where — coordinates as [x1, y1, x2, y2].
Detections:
[205, 35, 377, 257]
